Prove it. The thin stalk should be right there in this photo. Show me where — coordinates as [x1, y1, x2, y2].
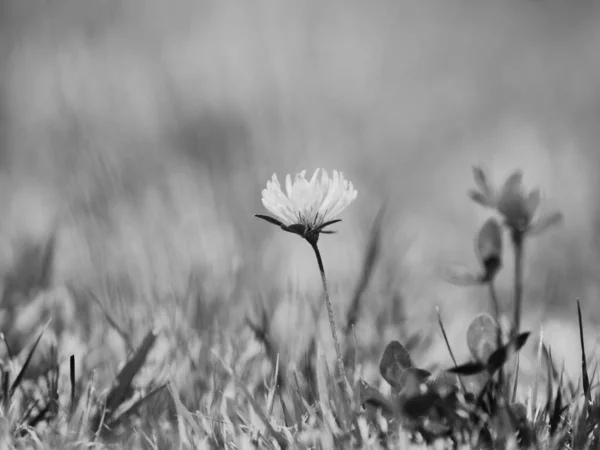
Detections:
[436, 307, 467, 393]
[487, 281, 502, 350]
[488, 281, 506, 403]
[511, 230, 525, 340]
[504, 228, 525, 432]
[309, 240, 351, 406]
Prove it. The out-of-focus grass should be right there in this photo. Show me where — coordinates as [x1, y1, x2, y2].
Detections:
[0, 0, 600, 447]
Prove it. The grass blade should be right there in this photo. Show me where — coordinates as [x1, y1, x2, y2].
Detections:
[108, 383, 168, 429]
[530, 326, 544, 418]
[549, 364, 565, 436]
[511, 353, 520, 404]
[436, 307, 467, 392]
[345, 205, 384, 335]
[97, 328, 158, 431]
[10, 320, 51, 396]
[69, 354, 76, 416]
[577, 299, 590, 407]
[212, 349, 288, 449]
[88, 291, 133, 353]
[2, 369, 9, 413]
[168, 381, 204, 446]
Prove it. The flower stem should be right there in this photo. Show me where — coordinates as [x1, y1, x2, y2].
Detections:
[488, 280, 505, 401]
[309, 240, 351, 404]
[511, 230, 525, 340]
[487, 281, 502, 351]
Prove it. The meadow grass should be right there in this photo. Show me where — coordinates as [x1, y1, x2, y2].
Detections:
[0, 165, 597, 449]
[2, 1, 600, 448]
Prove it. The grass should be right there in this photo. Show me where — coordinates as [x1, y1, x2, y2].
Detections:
[0, 165, 598, 449]
[2, 1, 600, 448]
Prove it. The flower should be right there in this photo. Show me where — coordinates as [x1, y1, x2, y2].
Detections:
[496, 171, 540, 233]
[256, 169, 357, 243]
[469, 166, 563, 237]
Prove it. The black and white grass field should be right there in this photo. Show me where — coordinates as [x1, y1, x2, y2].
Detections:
[0, 0, 600, 448]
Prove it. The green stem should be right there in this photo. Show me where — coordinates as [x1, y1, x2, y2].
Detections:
[309, 240, 351, 404]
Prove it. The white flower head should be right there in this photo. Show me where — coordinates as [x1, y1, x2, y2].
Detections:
[256, 169, 357, 242]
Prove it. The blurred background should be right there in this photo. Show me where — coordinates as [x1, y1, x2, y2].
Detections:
[1, 0, 600, 384]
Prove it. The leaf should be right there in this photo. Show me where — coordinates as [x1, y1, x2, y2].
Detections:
[486, 331, 530, 374]
[475, 218, 503, 281]
[427, 372, 461, 396]
[399, 368, 431, 398]
[438, 264, 483, 286]
[380, 341, 413, 391]
[510, 402, 528, 423]
[359, 379, 394, 415]
[529, 211, 564, 236]
[466, 313, 499, 362]
[447, 362, 486, 376]
[401, 391, 442, 419]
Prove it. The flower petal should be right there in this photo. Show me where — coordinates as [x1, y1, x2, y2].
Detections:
[285, 174, 293, 198]
[258, 169, 357, 234]
[309, 168, 321, 187]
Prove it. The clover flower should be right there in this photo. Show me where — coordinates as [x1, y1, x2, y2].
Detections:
[256, 169, 357, 244]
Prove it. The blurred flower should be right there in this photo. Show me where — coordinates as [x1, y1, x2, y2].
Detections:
[256, 169, 357, 243]
[496, 171, 539, 233]
[469, 166, 563, 236]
